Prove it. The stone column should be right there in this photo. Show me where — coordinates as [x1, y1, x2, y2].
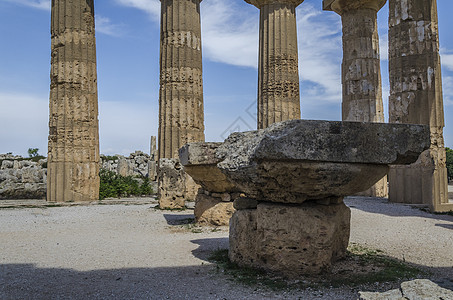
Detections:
[388, 0, 450, 211]
[158, 0, 205, 159]
[158, 0, 204, 209]
[47, 0, 100, 202]
[323, 0, 388, 198]
[245, 0, 303, 129]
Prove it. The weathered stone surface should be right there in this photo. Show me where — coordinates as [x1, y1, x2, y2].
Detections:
[0, 157, 47, 199]
[180, 142, 238, 193]
[388, 0, 450, 212]
[194, 193, 235, 226]
[229, 202, 351, 277]
[157, 158, 185, 209]
[47, 0, 100, 202]
[323, 0, 386, 14]
[401, 279, 453, 300]
[101, 152, 153, 178]
[358, 289, 403, 300]
[245, 0, 302, 129]
[158, 0, 205, 159]
[233, 197, 258, 210]
[215, 120, 429, 203]
[359, 279, 453, 300]
[184, 172, 201, 202]
[150, 136, 157, 161]
[324, 0, 388, 197]
[148, 161, 157, 181]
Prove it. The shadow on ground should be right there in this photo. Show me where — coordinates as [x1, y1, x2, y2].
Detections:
[191, 237, 229, 261]
[345, 197, 453, 222]
[163, 213, 195, 225]
[0, 263, 224, 299]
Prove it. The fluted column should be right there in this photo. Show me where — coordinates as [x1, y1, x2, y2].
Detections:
[388, 0, 450, 211]
[323, 0, 388, 198]
[47, 0, 100, 202]
[158, 0, 205, 159]
[246, 0, 303, 129]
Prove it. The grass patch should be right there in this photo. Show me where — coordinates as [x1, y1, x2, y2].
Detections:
[208, 243, 424, 291]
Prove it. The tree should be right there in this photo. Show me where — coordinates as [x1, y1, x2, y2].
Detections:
[27, 148, 39, 158]
[446, 147, 453, 182]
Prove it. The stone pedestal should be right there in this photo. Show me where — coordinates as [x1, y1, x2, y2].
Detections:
[245, 0, 303, 129]
[323, 0, 388, 198]
[230, 201, 351, 277]
[388, 0, 451, 212]
[181, 120, 430, 276]
[157, 159, 185, 209]
[47, 0, 100, 202]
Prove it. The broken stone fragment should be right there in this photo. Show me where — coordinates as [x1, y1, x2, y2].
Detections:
[233, 197, 258, 210]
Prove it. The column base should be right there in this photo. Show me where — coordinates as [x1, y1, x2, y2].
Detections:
[389, 149, 449, 212]
[229, 200, 351, 277]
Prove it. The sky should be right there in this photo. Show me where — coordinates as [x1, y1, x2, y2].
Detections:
[0, 0, 452, 157]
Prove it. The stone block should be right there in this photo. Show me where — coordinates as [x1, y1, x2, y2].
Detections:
[157, 158, 185, 209]
[229, 201, 351, 277]
[194, 193, 235, 226]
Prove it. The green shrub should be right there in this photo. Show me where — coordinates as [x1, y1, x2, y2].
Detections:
[28, 148, 40, 158]
[99, 169, 154, 200]
[446, 147, 453, 182]
[101, 155, 119, 162]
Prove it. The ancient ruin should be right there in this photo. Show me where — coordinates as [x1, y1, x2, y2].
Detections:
[47, 0, 100, 202]
[157, 0, 205, 209]
[245, 0, 302, 129]
[388, 0, 451, 212]
[324, 0, 388, 198]
[158, 0, 205, 159]
[181, 120, 430, 276]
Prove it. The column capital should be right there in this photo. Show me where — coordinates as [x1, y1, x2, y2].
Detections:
[323, 0, 386, 15]
[160, 0, 202, 2]
[245, 0, 304, 9]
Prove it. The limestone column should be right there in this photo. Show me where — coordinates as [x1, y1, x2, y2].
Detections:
[388, 0, 450, 211]
[158, 0, 205, 159]
[245, 0, 303, 129]
[323, 0, 388, 198]
[47, 0, 100, 202]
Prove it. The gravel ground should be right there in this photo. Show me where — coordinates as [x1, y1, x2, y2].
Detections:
[0, 197, 452, 299]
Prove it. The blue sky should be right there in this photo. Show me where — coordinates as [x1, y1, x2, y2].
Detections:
[0, 0, 452, 156]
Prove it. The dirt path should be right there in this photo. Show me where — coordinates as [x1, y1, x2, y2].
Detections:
[0, 197, 452, 299]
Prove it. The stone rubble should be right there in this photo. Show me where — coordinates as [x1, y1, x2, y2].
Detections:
[359, 279, 453, 300]
[0, 151, 156, 200]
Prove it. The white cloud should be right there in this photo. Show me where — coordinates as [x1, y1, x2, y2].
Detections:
[98, 100, 158, 156]
[380, 33, 389, 61]
[201, 0, 259, 68]
[95, 15, 125, 37]
[441, 50, 453, 72]
[114, 0, 160, 19]
[442, 76, 453, 106]
[3, 0, 50, 10]
[297, 5, 342, 103]
[0, 93, 48, 156]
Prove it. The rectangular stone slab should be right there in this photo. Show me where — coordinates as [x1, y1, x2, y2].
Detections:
[217, 120, 430, 166]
